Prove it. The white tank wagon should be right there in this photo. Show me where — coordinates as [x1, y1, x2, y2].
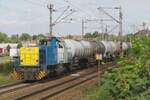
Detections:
[90, 41, 105, 54]
[60, 39, 131, 65]
[100, 41, 114, 56]
[123, 42, 132, 54]
[63, 39, 97, 60]
[116, 42, 129, 51]
[63, 39, 100, 67]
[115, 42, 132, 55]
[97, 41, 119, 60]
[80, 40, 93, 57]
[109, 41, 118, 53]
[123, 42, 128, 51]
[126, 42, 132, 49]
[95, 41, 105, 54]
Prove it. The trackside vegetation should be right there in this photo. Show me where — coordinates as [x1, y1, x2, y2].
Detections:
[83, 35, 150, 100]
[0, 60, 15, 86]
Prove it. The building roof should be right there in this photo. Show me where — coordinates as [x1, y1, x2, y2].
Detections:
[134, 29, 150, 36]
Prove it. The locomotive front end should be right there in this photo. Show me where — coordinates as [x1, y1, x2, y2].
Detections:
[20, 47, 39, 66]
[12, 47, 46, 80]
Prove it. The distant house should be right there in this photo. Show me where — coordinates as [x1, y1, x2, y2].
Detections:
[134, 29, 150, 36]
[21, 40, 38, 47]
[0, 43, 17, 55]
[0, 47, 7, 55]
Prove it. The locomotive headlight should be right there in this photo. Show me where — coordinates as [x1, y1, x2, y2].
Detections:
[21, 60, 23, 62]
[36, 60, 38, 62]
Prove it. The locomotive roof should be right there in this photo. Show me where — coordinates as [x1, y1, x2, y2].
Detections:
[39, 37, 61, 42]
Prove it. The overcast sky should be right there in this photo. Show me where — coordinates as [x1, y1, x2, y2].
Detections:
[0, 0, 150, 36]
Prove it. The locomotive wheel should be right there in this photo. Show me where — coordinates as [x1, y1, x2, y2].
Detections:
[47, 66, 57, 77]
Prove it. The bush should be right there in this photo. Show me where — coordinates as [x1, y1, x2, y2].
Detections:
[84, 35, 150, 100]
[0, 62, 13, 74]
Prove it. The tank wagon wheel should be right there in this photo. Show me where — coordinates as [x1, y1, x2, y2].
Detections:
[64, 64, 74, 73]
[79, 62, 88, 69]
[78, 60, 87, 69]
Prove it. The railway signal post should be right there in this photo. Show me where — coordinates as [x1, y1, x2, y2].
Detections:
[47, 4, 55, 37]
[96, 53, 102, 85]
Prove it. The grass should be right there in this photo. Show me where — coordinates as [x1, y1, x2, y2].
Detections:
[0, 56, 11, 64]
[0, 62, 13, 74]
[0, 73, 16, 86]
[0, 58, 17, 86]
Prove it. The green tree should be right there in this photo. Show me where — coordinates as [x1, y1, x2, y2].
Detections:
[84, 33, 92, 38]
[37, 34, 46, 40]
[0, 32, 8, 43]
[93, 31, 99, 38]
[10, 34, 19, 43]
[32, 35, 38, 40]
[20, 33, 31, 41]
[17, 43, 22, 48]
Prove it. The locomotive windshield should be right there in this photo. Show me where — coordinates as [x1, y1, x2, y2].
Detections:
[57, 42, 63, 48]
[39, 39, 51, 46]
[39, 39, 47, 45]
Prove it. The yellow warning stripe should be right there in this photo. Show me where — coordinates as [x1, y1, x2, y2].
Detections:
[35, 70, 46, 80]
[11, 69, 23, 80]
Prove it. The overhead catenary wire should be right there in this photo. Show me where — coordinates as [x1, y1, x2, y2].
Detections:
[54, 10, 76, 25]
[62, 1, 117, 34]
[23, 0, 76, 25]
[98, 7, 120, 24]
[53, 6, 70, 24]
[63, 0, 94, 19]
[107, 25, 118, 34]
[2, 0, 111, 36]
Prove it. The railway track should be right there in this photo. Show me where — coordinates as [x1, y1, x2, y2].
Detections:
[0, 62, 116, 100]
[0, 81, 38, 95]
[0, 66, 93, 95]
[0, 81, 23, 90]
[33, 72, 98, 100]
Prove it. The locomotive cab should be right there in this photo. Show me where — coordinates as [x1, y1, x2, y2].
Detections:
[39, 37, 67, 66]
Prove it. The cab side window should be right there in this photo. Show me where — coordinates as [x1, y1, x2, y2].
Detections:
[57, 42, 63, 48]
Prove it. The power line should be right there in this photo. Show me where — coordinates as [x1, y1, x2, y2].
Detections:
[54, 9, 76, 25]
[53, 6, 70, 24]
[98, 7, 120, 24]
[46, 3, 76, 37]
[63, 0, 94, 18]
[107, 25, 118, 34]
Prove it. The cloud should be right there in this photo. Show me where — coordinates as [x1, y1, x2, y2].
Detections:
[0, 20, 17, 26]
